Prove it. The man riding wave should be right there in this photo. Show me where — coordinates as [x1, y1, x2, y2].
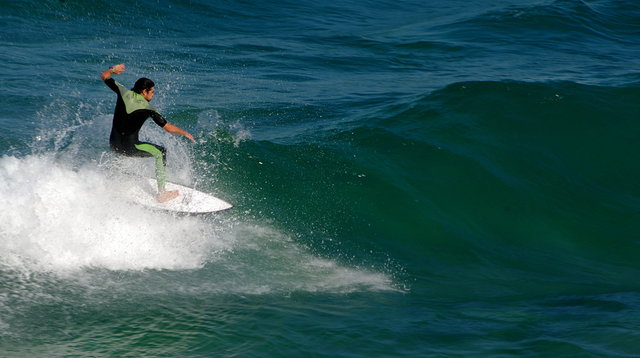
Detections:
[101, 64, 195, 202]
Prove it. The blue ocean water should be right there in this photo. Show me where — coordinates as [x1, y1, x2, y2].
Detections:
[1, 0, 640, 356]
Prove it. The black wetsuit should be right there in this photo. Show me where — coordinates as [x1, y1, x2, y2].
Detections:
[104, 78, 169, 188]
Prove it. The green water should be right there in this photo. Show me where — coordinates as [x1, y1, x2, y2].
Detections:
[2, 0, 640, 356]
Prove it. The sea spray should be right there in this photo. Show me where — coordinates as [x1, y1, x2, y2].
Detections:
[0, 155, 216, 273]
[0, 154, 398, 294]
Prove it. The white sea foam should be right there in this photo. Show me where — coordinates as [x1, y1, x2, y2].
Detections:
[192, 224, 402, 294]
[0, 154, 399, 293]
[0, 154, 221, 273]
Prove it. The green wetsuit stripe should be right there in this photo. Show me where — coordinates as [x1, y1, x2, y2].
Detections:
[134, 143, 166, 190]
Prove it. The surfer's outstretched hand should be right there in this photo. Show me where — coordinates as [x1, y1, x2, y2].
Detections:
[163, 123, 195, 142]
[184, 132, 195, 142]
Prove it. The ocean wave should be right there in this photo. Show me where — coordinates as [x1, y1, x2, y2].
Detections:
[0, 153, 399, 297]
[436, 0, 640, 45]
[298, 80, 640, 276]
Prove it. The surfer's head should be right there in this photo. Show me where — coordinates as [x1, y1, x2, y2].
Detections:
[133, 77, 155, 101]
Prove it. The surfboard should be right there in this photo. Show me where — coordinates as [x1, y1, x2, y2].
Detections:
[127, 178, 233, 215]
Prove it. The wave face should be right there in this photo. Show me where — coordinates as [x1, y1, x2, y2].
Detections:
[1, 0, 640, 357]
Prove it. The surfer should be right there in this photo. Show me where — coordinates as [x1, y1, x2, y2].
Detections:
[101, 64, 195, 203]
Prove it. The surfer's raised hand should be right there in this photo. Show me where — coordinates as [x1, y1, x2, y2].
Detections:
[111, 64, 125, 74]
[100, 63, 125, 81]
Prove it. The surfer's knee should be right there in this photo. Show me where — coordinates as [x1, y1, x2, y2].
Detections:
[158, 146, 167, 166]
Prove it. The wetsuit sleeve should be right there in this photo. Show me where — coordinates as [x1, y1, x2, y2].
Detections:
[149, 111, 168, 128]
[104, 78, 129, 97]
[104, 78, 119, 93]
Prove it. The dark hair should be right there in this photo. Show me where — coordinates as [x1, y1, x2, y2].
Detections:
[132, 77, 155, 94]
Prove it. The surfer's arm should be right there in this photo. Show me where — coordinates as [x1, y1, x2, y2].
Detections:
[163, 122, 195, 142]
[100, 64, 125, 81]
[149, 110, 194, 142]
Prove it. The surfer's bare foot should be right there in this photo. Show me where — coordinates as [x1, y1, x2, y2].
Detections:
[157, 189, 179, 203]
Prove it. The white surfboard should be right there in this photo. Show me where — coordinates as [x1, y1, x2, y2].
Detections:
[127, 178, 233, 215]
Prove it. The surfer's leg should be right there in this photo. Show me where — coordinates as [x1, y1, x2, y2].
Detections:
[134, 143, 167, 189]
[133, 143, 177, 202]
